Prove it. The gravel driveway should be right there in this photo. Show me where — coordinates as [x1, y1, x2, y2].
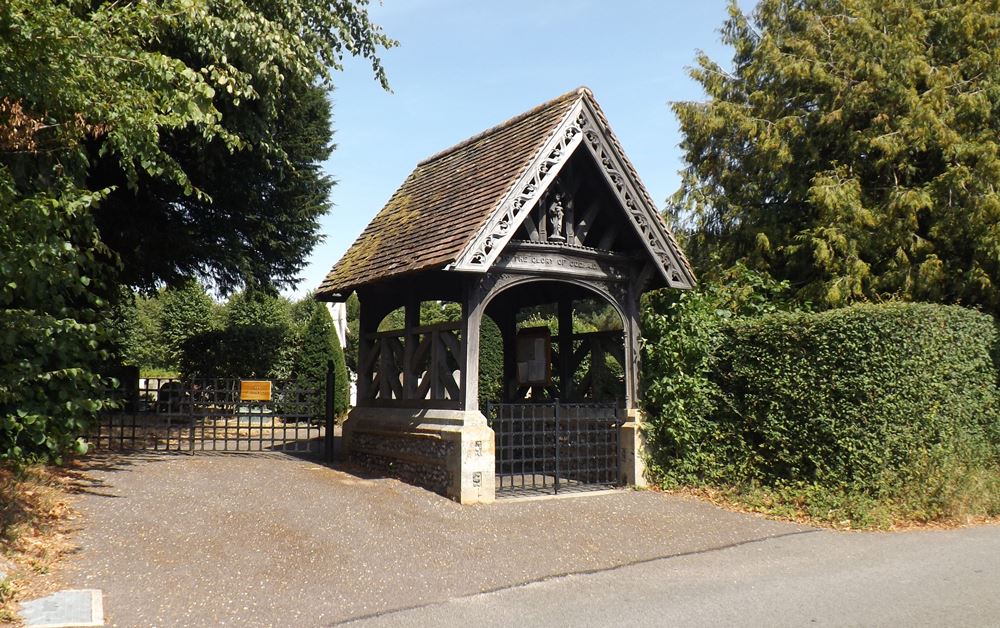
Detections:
[63, 452, 811, 626]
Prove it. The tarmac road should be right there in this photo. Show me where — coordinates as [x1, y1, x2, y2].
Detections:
[348, 523, 1000, 627]
[63, 453, 999, 627]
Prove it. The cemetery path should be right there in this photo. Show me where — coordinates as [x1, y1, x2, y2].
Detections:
[61, 452, 811, 626]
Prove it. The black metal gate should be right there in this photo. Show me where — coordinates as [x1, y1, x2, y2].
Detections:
[487, 401, 623, 497]
[88, 370, 336, 460]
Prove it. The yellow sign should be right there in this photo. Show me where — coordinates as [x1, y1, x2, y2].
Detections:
[240, 380, 272, 401]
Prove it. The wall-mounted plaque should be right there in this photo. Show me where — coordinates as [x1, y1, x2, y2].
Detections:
[516, 327, 551, 385]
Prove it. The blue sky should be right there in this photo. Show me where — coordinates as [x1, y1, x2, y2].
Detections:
[286, 1, 746, 299]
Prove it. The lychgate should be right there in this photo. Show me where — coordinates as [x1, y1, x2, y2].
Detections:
[316, 87, 694, 503]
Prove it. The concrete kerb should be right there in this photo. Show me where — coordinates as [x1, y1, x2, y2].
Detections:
[18, 589, 104, 628]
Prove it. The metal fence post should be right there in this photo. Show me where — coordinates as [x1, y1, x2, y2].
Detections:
[614, 404, 621, 486]
[187, 379, 195, 454]
[324, 359, 335, 463]
[554, 398, 560, 495]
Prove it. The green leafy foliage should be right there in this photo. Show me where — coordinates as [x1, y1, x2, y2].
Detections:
[179, 289, 289, 378]
[642, 265, 793, 483]
[478, 316, 503, 412]
[672, 0, 1000, 314]
[159, 280, 219, 367]
[129, 294, 172, 373]
[91, 80, 337, 293]
[717, 304, 999, 489]
[1, 1, 392, 463]
[293, 301, 350, 419]
[344, 293, 360, 373]
[0, 177, 111, 462]
[643, 296, 1000, 526]
[166, 289, 349, 420]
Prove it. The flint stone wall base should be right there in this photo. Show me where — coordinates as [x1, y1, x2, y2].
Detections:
[343, 406, 496, 504]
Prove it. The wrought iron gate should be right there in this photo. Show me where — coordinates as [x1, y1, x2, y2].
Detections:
[487, 401, 623, 496]
[88, 373, 336, 459]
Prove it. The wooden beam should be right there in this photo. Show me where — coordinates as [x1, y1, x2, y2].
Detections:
[359, 338, 380, 383]
[415, 361, 432, 400]
[439, 361, 461, 400]
[388, 337, 405, 398]
[564, 195, 575, 243]
[355, 298, 379, 405]
[430, 331, 444, 400]
[402, 295, 419, 399]
[636, 261, 657, 293]
[537, 202, 548, 241]
[598, 223, 620, 250]
[522, 210, 539, 241]
[378, 337, 393, 399]
[574, 199, 601, 244]
[411, 334, 431, 370]
[459, 278, 483, 411]
[558, 297, 573, 401]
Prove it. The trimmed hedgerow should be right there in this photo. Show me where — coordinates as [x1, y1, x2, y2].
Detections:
[716, 303, 999, 490]
[643, 299, 1000, 526]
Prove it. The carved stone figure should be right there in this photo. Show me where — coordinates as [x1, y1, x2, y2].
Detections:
[548, 193, 566, 242]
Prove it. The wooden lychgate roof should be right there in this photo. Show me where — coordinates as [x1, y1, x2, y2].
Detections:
[317, 87, 694, 299]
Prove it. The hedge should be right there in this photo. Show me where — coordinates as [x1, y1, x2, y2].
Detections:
[644, 300, 1000, 521]
[715, 302, 1000, 491]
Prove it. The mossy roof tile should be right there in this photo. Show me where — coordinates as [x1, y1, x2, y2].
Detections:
[317, 88, 583, 297]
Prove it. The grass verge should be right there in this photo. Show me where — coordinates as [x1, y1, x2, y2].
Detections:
[661, 468, 1000, 531]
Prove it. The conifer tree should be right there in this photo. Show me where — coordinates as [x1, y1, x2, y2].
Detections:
[294, 301, 349, 419]
[159, 280, 217, 367]
[673, 0, 1000, 313]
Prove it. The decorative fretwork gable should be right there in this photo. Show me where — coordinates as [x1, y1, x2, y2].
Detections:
[317, 87, 695, 300]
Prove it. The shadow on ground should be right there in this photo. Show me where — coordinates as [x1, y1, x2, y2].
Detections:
[64, 443, 815, 627]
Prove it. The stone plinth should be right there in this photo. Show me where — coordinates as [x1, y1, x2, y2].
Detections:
[619, 408, 648, 488]
[343, 407, 496, 504]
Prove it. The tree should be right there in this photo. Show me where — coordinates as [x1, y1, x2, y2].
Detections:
[178, 289, 293, 378]
[129, 293, 172, 373]
[478, 316, 503, 411]
[160, 280, 218, 367]
[672, 0, 1000, 313]
[344, 293, 360, 374]
[294, 301, 350, 418]
[224, 289, 292, 378]
[89, 78, 336, 294]
[0, 182, 112, 462]
[1, 1, 392, 461]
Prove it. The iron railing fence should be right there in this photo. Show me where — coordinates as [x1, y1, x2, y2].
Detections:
[487, 400, 623, 497]
[88, 372, 336, 459]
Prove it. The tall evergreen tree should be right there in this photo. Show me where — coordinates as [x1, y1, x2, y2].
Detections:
[89, 80, 336, 294]
[672, 0, 1000, 313]
[294, 301, 349, 418]
[343, 293, 360, 374]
